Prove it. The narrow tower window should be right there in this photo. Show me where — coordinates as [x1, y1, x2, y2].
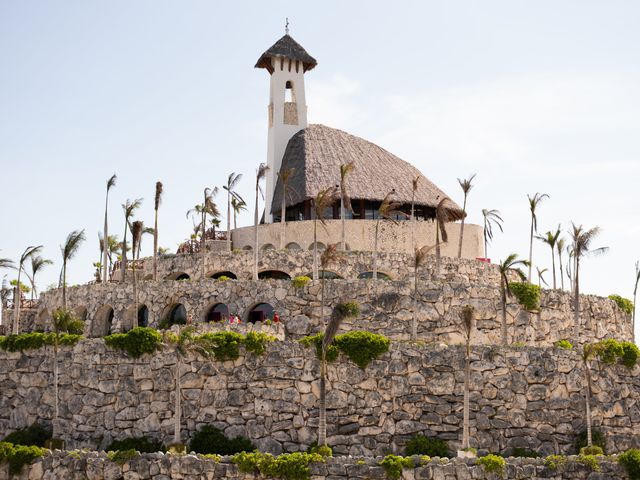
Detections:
[285, 81, 295, 103]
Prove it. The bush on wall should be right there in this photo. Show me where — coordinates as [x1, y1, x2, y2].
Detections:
[300, 330, 390, 369]
[508, 282, 540, 310]
[104, 327, 163, 358]
[608, 294, 634, 315]
[0, 332, 83, 352]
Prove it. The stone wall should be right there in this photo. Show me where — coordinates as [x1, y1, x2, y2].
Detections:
[1, 341, 638, 456]
[31, 275, 632, 346]
[0, 451, 625, 480]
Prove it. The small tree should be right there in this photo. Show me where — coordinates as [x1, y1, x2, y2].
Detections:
[231, 196, 247, 229]
[459, 305, 475, 453]
[120, 198, 143, 282]
[457, 174, 476, 258]
[434, 197, 456, 271]
[498, 254, 529, 345]
[153, 181, 163, 281]
[536, 225, 561, 289]
[26, 255, 52, 300]
[526, 193, 549, 281]
[253, 164, 269, 280]
[339, 162, 356, 251]
[373, 191, 405, 279]
[311, 187, 338, 280]
[60, 230, 86, 309]
[13, 245, 43, 334]
[481, 209, 503, 260]
[102, 174, 117, 284]
[201, 187, 219, 278]
[223, 173, 244, 251]
[556, 236, 567, 291]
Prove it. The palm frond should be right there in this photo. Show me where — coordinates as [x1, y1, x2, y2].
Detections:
[457, 173, 476, 195]
[123, 198, 143, 220]
[435, 197, 456, 242]
[412, 176, 421, 192]
[107, 174, 117, 191]
[379, 191, 406, 223]
[313, 187, 338, 225]
[20, 245, 44, 264]
[414, 244, 436, 268]
[0, 258, 15, 270]
[61, 230, 86, 261]
[154, 181, 163, 210]
[320, 243, 340, 270]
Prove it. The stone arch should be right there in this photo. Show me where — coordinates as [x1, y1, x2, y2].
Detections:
[160, 302, 188, 328]
[92, 305, 115, 337]
[358, 271, 392, 280]
[123, 304, 150, 330]
[308, 242, 326, 251]
[164, 272, 190, 281]
[204, 303, 230, 323]
[258, 270, 291, 280]
[210, 271, 237, 280]
[74, 306, 88, 321]
[305, 270, 343, 279]
[242, 245, 253, 251]
[285, 242, 301, 251]
[261, 243, 276, 252]
[246, 302, 275, 324]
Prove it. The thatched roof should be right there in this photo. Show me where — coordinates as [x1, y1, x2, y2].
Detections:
[255, 34, 317, 73]
[271, 124, 463, 218]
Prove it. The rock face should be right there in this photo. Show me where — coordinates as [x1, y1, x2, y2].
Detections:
[0, 451, 626, 480]
[0, 340, 638, 455]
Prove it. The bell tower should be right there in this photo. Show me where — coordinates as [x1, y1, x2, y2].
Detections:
[255, 27, 317, 223]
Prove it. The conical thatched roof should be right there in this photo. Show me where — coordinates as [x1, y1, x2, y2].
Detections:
[255, 34, 317, 73]
[271, 124, 463, 217]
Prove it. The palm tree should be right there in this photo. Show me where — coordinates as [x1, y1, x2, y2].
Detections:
[459, 305, 475, 453]
[253, 164, 269, 280]
[131, 221, 143, 328]
[26, 256, 53, 300]
[373, 191, 405, 279]
[201, 187, 219, 278]
[102, 174, 117, 284]
[633, 261, 639, 343]
[481, 209, 503, 261]
[311, 187, 338, 280]
[536, 225, 561, 289]
[498, 254, 529, 345]
[412, 245, 436, 340]
[536, 267, 549, 289]
[60, 230, 86, 309]
[556, 237, 567, 291]
[231, 196, 247, 229]
[0, 258, 14, 270]
[223, 173, 244, 251]
[277, 168, 296, 249]
[434, 197, 456, 271]
[526, 193, 549, 281]
[457, 174, 476, 258]
[120, 198, 143, 282]
[318, 243, 341, 446]
[581, 342, 598, 450]
[339, 162, 355, 251]
[410, 176, 421, 251]
[570, 224, 608, 338]
[13, 246, 42, 334]
[153, 181, 163, 281]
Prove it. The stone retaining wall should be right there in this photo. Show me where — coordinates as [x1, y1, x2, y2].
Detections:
[1, 341, 638, 456]
[0, 451, 626, 480]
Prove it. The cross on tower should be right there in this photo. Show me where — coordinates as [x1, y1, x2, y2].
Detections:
[285, 18, 290, 35]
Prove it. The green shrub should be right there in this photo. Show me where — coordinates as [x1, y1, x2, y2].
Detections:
[106, 436, 164, 453]
[299, 334, 340, 362]
[508, 282, 540, 310]
[580, 446, 603, 456]
[476, 454, 506, 475]
[232, 451, 324, 480]
[217, 275, 231, 282]
[52, 308, 84, 335]
[619, 448, 640, 480]
[554, 339, 573, 350]
[3, 424, 51, 447]
[189, 425, 254, 455]
[608, 294, 634, 315]
[308, 445, 332, 457]
[544, 454, 567, 470]
[405, 434, 449, 457]
[577, 453, 601, 472]
[107, 448, 138, 465]
[574, 428, 606, 454]
[243, 331, 275, 356]
[0, 442, 46, 475]
[379, 455, 414, 480]
[104, 327, 163, 358]
[197, 331, 244, 361]
[508, 447, 539, 458]
[292, 276, 311, 288]
[334, 301, 360, 319]
[0, 332, 83, 351]
[300, 331, 390, 369]
[621, 342, 640, 368]
[597, 339, 624, 365]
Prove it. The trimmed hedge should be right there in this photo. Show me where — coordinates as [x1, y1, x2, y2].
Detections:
[0, 332, 83, 352]
[104, 327, 163, 358]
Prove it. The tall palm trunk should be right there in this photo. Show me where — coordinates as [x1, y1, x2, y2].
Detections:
[13, 271, 22, 335]
[462, 337, 471, 449]
[103, 194, 110, 284]
[62, 261, 68, 309]
[501, 280, 508, 346]
[201, 205, 207, 279]
[412, 263, 418, 340]
[120, 220, 128, 283]
[132, 264, 138, 329]
[583, 358, 593, 448]
[174, 354, 182, 444]
[457, 194, 468, 258]
[53, 339, 59, 438]
[340, 194, 346, 251]
[153, 208, 159, 281]
[373, 219, 380, 280]
[280, 193, 287, 249]
[312, 218, 319, 280]
[435, 222, 442, 272]
[574, 257, 581, 338]
[550, 246, 557, 289]
[253, 185, 259, 281]
[558, 249, 565, 291]
[410, 194, 416, 253]
[528, 219, 534, 281]
[227, 189, 232, 252]
[318, 275, 328, 445]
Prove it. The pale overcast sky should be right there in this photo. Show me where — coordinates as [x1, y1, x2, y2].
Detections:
[1, 1, 638, 337]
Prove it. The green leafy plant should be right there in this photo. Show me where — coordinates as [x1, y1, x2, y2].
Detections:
[589, 339, 639, 368]
[405, 434, 449, 457]
[2, 424, 51, 447]
[574, 428, 606, 454]
[106, 436, 164, 453]
[104, 327, 163, 358]
[554, 339, 573, 350]
[0, 332, 83, 351]
[292, 276, 311, 288]
[189, 426, 254, 455]
[232, 451, 324, 480]
[107, 448, 138, 465]
[379, 455, 414, 480]
[201, 453, 222, 462]
[217, 275, 231, 282]
[577, 453, 601, 472]
[300, 331, 390, 369]
[544, 454, 567, 471]
[580, 446, 603, 455]
[197, 331, 244, 361]
[334, 301, 360, 319]
[619, 448, 640, 480]
[508, 282, 540, 310]
[0, 442, 46, 475]
[621, 342, 640, 368]
[476, 454, 506, 475]
[608, 294, 634, 315]
[243, 331, 275, 355]
[308, 445, 332, 457]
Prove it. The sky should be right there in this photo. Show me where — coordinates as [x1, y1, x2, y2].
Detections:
[0, 1, 638, 338]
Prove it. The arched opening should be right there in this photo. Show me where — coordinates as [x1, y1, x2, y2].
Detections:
[165, 272, 190, 281]
[308, 242, 326, 251]
[306, 270, 343, 279]
[138, 305, 149, 328]
[74, 307, 88, 321]
[210, 271, 237, 280]
[358, 271, 392, 280]
[205, 303, 229, 323]
[261, 243, 276, 252]
[285, 80, 295, 102]
[258, 270, 291, 280]
[285, 242, 301, 251]
[162, 303, 187, 328]
[248, 303, 275, 324]
[92, 305, 114, 337]
[242, 245, 253, 251]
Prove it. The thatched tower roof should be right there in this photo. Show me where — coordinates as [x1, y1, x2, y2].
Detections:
[271, 124, 463, 217]
[255, 34, 317, 74]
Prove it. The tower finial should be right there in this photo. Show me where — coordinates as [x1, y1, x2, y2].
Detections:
[285, 17, 290, 35]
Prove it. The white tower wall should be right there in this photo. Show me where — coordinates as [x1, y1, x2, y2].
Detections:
[264, 57, 308, 223]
